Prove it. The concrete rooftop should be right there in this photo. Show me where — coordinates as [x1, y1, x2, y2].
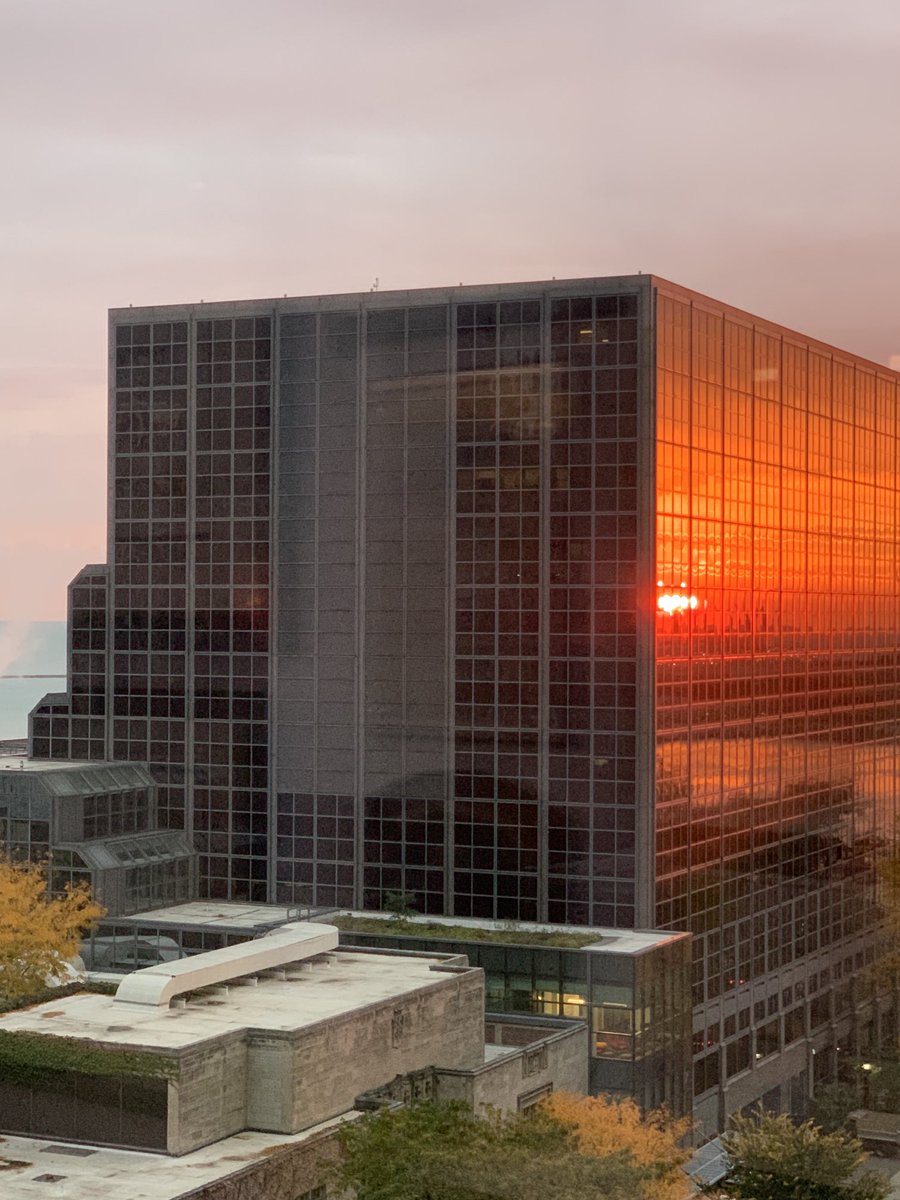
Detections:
[0, 756, 103, 773]
[124, 901, 313, 930]
[0, 1116, 358, 1200]
[0, 949, 471, 1052]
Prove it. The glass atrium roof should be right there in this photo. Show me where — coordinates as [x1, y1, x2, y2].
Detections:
[60, 830, 195, 870]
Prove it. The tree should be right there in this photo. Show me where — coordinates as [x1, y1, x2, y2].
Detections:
[544, 1092, 691, 1200]
[384, 889, 419, 922]
[722, 1112, 889, 1200]
[0, 857, 103, 1003]
[811, 1083, 861, 1133]
[336, 1099, 676, 1200]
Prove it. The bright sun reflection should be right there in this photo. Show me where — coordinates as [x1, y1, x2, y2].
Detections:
[657, 592, 699, 615]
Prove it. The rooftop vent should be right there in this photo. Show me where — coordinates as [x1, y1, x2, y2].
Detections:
[115, 922, 339, 1008]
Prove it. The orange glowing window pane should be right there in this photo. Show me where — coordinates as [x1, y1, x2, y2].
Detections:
[657, 593, 699, 615]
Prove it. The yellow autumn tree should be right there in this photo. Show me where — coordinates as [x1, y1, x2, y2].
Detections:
[0, 857, 104, 1002]
[544, 1091, 692, 1200]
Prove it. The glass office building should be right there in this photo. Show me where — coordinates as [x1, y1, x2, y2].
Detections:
[652, 282, 900, 1126]
[29, 275, 900, 1123]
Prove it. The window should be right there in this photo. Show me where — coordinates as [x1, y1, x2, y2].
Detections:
[0, 1071, 168, 1151]
[518, 1084, 552, 1111]
[295, 1187, 326, 1200]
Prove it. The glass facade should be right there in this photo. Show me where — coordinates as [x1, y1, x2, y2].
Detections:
[545, 294, 642, 928]
[0, 760, 195, 916]
[30, 565, 108, 762]
[655, 282, 899, 1100]
[191, 316, 272, 901]
[49, 316, 274, 903]
[26, 276, 900, 1119]
[0, 1071, 167, 1151]
[274, 304, 451, 911]
[363, 304, 449, 914]
[338, 925, 692, 1116]
[269, 285, 648, 920]
[454, 298, 543, 920]
[274, 309, 362, 909]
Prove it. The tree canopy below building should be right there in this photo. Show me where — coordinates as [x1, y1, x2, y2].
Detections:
[336, 1094, 690, 1200]
[0, 857, 103, 1002]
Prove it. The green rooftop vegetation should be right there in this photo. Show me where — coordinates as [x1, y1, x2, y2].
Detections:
[0, 1028, 175, 1087]
[331, 915, 601, 949]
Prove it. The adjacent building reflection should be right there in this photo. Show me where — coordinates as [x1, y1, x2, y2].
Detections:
[655, 285, 900, 1116]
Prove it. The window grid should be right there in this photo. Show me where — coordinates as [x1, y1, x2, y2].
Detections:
[655, 291, 896, 1072]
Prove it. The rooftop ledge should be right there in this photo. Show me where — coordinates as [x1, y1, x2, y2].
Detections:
[331, 911, 688, 953]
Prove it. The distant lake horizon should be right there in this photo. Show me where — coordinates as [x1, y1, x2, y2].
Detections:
[0, 620, 67, 740]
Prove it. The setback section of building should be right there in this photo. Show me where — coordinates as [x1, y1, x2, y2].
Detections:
[358, 1014, 588, 1115]
[329, 911, 897, 1136]
[332, 913, 692, 1115]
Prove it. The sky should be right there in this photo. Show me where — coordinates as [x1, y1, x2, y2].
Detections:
[2, 0, 900, 620]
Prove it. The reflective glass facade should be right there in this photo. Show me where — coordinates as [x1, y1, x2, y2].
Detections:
[654, 281, 899, 1112]
[0, 1071, 168, 1151]
[191, 316, 272, 900]
[109, 317, 191, 848]
[30, 564, 108, 761]
[27, 276, 900, 1120]
[269, 282, 649, 921]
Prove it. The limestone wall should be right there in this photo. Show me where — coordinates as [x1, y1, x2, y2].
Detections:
[246, 1033, 295, 1132]
[289, 968, 484, 1130]
[177, 1120, 345, 1200]
[434, 1023, 588, 1114]
[169, 1034, 248, 1155]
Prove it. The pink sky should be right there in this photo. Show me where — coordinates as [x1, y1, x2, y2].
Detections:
[3, 0, 900, 619]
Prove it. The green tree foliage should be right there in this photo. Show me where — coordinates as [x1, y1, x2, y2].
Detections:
[811, 1083, 862, 1133]
[383, 889, 419, 921]
[723, 1112, 889, 1200]
[336, 1100, 672, 1200]
[859, 1059, 900, 1113]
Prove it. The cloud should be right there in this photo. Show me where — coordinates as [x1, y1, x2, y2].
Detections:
[2, 0, 900, 615]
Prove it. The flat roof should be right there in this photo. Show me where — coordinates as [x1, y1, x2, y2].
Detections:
[0, 949, 472, 1053]
[112, 902, 689, 954]
[114, 902, 691, 950]
[121, 901, 315, 930]
[110, 274, 649, 321]
[110, 273, 900, 381]
[114, 922, 338, 1006]
[336, 911, 688, 954]
[0, 757, 142, 775]
[0, 1115, 358, 1199]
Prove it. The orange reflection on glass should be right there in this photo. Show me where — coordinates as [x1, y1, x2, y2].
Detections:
[657, 591, 699, 616]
